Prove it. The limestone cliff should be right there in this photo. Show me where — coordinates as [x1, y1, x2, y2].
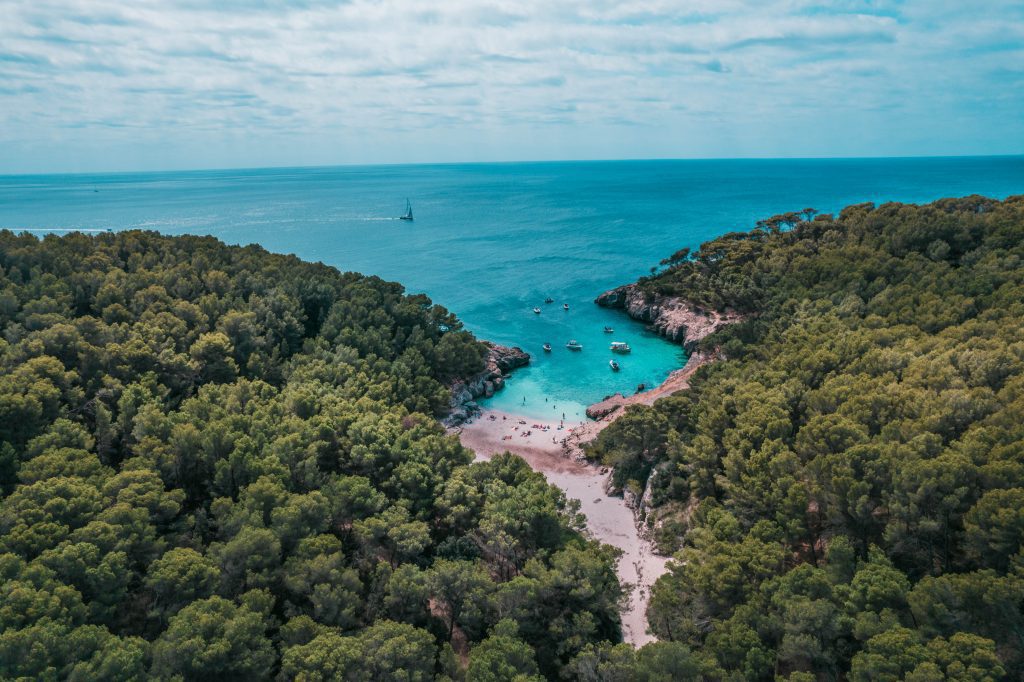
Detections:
[595, 284, 742, 351]
[445, 343, 529, 426]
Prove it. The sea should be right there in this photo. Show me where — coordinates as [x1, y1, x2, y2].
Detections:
[2, 157, 1022, 420]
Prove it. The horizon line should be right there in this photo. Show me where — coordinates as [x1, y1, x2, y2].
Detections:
[2, 152, 1023, 179]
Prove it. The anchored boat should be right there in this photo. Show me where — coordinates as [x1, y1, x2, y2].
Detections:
[565, 339, 583, 351]
[543, 343, 552, 352]
[533, 307, 541, 314]
[609, 359, 620, 371]
[610, 341, 632, 354]
[603, 326, 614, 333]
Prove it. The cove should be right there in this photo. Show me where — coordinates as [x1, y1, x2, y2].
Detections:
[3, 157, 1022, 416]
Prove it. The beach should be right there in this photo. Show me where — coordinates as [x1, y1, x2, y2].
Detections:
[456, 407, 669, 647]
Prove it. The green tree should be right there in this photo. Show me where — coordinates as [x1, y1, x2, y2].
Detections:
[150, 596, 275, 680]
[467, 619, 544, 682]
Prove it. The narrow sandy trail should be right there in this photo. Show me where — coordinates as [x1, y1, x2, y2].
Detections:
[456, 409, 669, 647]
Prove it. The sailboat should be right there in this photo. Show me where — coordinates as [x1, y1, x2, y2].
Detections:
[399, 199, 414, 221]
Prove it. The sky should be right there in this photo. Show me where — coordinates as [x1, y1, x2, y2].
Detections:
[1, 0, 1022, 173]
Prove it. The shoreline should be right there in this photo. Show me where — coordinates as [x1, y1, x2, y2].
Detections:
[453, 302, 730, 647]
[585, 349, 716, 420]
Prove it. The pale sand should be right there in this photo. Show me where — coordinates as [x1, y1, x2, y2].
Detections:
[456, 408, 669, 648]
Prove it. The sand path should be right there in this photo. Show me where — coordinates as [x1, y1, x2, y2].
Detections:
[456, 408, 669, 647]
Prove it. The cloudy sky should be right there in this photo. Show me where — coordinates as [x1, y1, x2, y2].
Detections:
[1, 0, 1022, 172]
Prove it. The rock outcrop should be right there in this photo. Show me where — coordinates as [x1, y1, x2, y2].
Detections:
[445, 343, 529, 427]
[587, 396, 626, 421]
[595, 284, 743, 351]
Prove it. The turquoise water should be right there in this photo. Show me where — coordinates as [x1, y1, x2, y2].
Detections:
[2, 157, 1022, 419]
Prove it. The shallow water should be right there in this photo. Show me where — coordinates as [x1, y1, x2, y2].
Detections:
[2, 157, 1021, 416]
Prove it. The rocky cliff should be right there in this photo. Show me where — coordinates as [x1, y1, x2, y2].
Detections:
[445, 343, 529, 426]
[595, 284, 743, 351]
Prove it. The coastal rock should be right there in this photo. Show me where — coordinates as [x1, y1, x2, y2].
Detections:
[446, 342, 530, 422]
[586, 395, 625, 420]
[485, 343, 530, 376]
[595, 283, 743, 351]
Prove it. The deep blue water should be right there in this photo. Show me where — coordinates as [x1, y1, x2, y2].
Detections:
[1, 157, 1022, 419]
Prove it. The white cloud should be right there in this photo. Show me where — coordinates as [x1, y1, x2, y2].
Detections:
[0, 0, 1020, 171]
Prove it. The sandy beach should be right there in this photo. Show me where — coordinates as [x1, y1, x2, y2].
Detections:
[456, 407, 669, 647]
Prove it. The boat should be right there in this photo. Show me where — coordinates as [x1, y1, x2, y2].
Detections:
[545, 297, 554, 304]
[609, 359, 620, 371]
[563, 303, 569, 310]
[533, 307, 541, 314]
[565, 340, 583, 351]
[543, 343, 552, 352]
[399, 199, 414, 221]
[610, 341, 632, 354]
[603, 326, 614, 333]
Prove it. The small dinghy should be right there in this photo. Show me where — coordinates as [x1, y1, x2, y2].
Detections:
[603, 326, 614, 333]
[543, 343, 552, 352]
[533, 307, 541, 314]
[563, 303, 569, 310]
[609, 359, 620, 371]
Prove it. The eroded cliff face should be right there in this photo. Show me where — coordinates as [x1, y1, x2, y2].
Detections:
[595, 284, 743, 351]
[445, 343, 529, 426]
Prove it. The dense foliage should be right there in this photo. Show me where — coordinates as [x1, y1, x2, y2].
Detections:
[0, 230, 631, 680]
[589, 195, 1024, 679]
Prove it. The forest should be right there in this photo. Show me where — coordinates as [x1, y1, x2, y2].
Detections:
[0, 231, 702, 680]
[587, 195, 1024, 680]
